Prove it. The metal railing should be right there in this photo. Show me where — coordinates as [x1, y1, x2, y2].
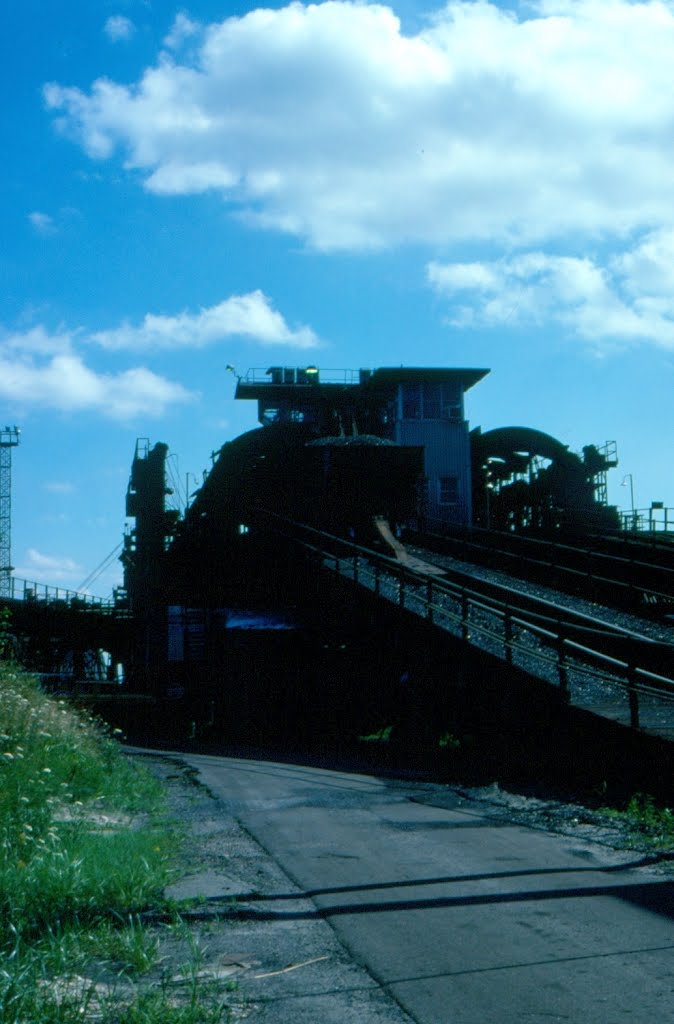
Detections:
[240, 367, 366, 386]
[256, 510, 674, 734]
[2, 576, 116, 612]
[415, 520, 674, 614]
[621, 507, 674, 533]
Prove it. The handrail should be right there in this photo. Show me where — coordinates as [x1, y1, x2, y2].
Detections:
[240, 367, 365, 385]
[254, 509, 674, 732]
[1, 576, 116, 612]
[620, 507, 674, 533]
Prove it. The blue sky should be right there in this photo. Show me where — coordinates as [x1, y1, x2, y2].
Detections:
[3, 0, 674, 596]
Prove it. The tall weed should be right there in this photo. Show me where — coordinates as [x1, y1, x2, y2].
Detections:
[0, 663, 236, 1023]
[0, 664, 171, 948]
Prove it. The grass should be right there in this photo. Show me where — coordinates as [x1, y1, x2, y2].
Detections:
[0, 659, 235, 1023]
[599, 792, 674, 849]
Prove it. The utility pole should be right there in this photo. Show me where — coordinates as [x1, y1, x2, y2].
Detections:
[0, 427, 20, 599]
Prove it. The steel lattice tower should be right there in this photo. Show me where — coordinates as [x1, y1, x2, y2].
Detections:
[0, 427, 20, 599]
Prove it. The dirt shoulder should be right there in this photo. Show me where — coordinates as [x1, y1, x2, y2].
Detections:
[417, 780, 674, 867]
[138, 751, 417, 1023]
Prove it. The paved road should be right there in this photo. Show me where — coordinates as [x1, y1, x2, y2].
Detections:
[184, 753, 674, 1023]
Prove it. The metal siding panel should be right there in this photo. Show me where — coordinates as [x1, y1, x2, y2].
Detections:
[397, 421, 472, 525]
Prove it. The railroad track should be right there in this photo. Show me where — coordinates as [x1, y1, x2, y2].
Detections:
[355, 539, 674, 735]
[255, 510, 674, 738]
[410, 525, 674, 619]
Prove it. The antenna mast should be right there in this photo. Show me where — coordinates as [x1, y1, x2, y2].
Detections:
[0, 427, 20, 598]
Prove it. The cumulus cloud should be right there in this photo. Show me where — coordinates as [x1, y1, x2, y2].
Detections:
[427, 229, 674, 349]
[0, 290, 318, 418]
[91, 291, 320, 350]
[43, 0, 674, 251]
[612, 229, 674, 298]
[14, 548, 83, 585]
[4, 325, 73, 355]
[0, 335, 194, 420]
[104, 15, 135, 42]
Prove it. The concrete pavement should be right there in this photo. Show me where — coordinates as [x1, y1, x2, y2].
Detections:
[137, 750, 674, 1023]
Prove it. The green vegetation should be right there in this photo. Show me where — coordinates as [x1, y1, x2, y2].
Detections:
[358, 725, 393, 743]
[437, 731, 461, 751]
[600, 792, 674, 849]
[0, 661, 234, 1022]
[358, 724, 462, 753]
[0, 608, 12, 659]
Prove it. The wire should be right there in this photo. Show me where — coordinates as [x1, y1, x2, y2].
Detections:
[165, 455, 187, 512]
[77, 542, 123, 593]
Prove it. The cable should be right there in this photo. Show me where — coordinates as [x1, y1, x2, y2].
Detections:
[77, 542, 123, 592]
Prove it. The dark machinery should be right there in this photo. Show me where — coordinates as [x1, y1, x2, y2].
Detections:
[162, 422, 425, 599]
[471, 427, 620, 533]
[119, 419, 426, 705]
[122, 422, 423, 605]
[187, 423, 422, 537]
[120, 369, 623, 698]
[123, 392, 621, 616]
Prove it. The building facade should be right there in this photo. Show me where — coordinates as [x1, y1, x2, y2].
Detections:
[235, 365, 489, 528]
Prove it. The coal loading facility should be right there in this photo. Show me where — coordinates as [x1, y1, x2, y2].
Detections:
[119, 364, 622, 743]
[470, 427, 620, 534]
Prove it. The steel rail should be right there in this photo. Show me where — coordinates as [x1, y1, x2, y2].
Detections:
[414, 524, 674, 616]
[254, 509, 674, 732]
[423, 516, 674, 565]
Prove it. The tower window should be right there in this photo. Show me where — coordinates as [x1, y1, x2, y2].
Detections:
[400, 382, 463, 420]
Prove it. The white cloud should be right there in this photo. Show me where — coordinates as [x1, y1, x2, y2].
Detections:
[104, 15, 135, 42]
[91, 291, 320, 350]
[15, 548, 82, 585]
[427, 262, 501, 294]
[0, 290, 316, 418]
[427, 231, 674, 348]
[612, 229, 674, 297]
[24, 548, 81, 573]
[28, 211, 56, 235]
[0, 344, 194, 420]
[4, 325, 73, 355]
[146, 161, 238, 195]
[43, 0, 674, 251]
[163, 12, 201, 50]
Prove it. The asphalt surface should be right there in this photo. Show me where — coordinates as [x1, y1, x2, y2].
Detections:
[139, 750, 674, 1023]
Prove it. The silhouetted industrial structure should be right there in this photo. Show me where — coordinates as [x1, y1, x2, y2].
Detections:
[120, 366, 623, 693]
[471, 428, 619, 533]
[234, 366, 488, 528]
[0, 426, 20, 599]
